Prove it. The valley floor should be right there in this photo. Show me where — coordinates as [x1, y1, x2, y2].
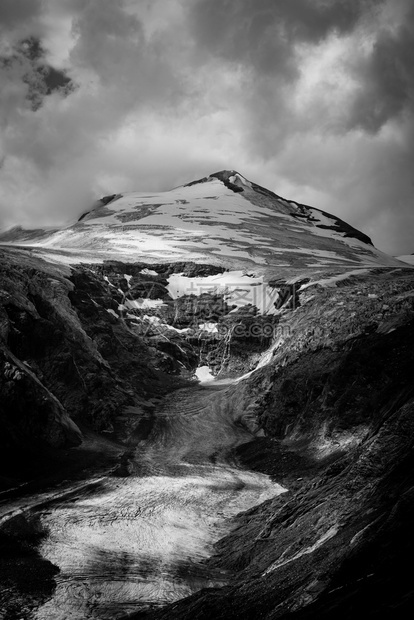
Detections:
[0, 380, 285, 619]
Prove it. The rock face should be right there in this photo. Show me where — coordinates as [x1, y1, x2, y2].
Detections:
[0, 171, 414, 619]
[0, 250, 217, 486]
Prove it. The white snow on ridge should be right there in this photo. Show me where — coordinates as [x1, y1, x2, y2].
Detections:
[78, 180, 358, 266]
[229, 173, 252, 188]
[268, 247, 358, 261]
[397, 255, 414, 265]
[309, 209, 337, 227]
[300, 268, 371, 289]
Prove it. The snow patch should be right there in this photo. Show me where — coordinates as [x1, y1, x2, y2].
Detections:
[124, 274, 133, 287]
[144, 315, 190, 333]
[195, 366, 215, 383]
[168, 271, 279, 315]
[122, 299, 166, 310]
[263, 525, 339, 575]
[397, 255, 414, 265]
[300, 268, 371, 290]
[229, 173, 252, 188]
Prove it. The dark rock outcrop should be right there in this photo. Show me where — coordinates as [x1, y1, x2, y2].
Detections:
[0, 250, 198, 487]
[0, 514, 58, 617]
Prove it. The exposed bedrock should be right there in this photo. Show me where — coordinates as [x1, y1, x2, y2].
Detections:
[1, 245, 414, 619]
[0, 252, 266, 486]
[126, 268, 414, 620]
[0, 253, 202, 487]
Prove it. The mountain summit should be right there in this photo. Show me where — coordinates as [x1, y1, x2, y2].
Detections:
[0, 170, 401, 272]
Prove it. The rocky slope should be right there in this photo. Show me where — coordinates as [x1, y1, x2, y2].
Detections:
[0, 248, 227, 488]
[133, 266, 414, 620]
[0, 171, 413, 619]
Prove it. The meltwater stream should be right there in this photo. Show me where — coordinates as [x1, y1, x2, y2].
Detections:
[34, 381, 286, 619]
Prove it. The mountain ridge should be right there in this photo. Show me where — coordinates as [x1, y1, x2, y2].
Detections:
[0, 170, 400, 274]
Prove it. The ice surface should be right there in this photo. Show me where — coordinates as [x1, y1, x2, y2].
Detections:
[30, 383, 286, 619]
[168, 272, 279, 314]
[195, 365, 215, 382]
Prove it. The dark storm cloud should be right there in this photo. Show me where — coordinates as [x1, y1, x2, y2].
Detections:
[188, 0, 414, 136]
[69, 0, 179, 103]
[70, 0, 146, 78]
[185, 0, 395, 158]
[189, 0, 370, 79]
[346, 1, 414, 132]
[0, 37, 75, 112]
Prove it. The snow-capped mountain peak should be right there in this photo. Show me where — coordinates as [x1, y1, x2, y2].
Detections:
[0, 170, 403, 273]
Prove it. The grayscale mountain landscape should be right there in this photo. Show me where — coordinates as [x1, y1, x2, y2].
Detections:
[1, 1, 414, 618]
[1, 170, 414, 619]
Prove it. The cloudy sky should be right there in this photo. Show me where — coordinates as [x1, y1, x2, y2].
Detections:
[0, 0, 413, 255]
